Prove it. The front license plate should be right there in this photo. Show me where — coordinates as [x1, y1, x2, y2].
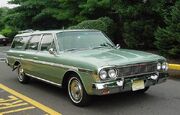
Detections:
[132, 80, 145, 91]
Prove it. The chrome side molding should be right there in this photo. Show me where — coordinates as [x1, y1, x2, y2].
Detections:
[26, 73, 62, 87]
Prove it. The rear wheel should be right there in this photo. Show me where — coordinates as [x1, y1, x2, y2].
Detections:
[17, 65, 30, 84]
[68, 76, 90, 106]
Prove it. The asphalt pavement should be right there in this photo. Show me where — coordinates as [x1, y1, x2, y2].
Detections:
[0, 46, 180, 115]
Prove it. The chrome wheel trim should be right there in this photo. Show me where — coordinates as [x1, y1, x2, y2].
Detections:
[18, 66, 24, 82]
[68, 77, 83, 104]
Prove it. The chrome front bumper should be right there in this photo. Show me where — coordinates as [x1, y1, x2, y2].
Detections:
[92, 73, 168, 95]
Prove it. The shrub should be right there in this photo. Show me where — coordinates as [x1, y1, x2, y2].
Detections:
[69, 17, 114, 37]
[98, 17, 115, 38]
[0, 26, 18, 40]
[69, 20, 107, 32]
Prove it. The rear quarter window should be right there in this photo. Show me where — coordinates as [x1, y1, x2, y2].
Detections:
[11, 36, 30, 50]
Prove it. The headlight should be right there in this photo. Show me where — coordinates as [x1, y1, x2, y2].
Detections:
[108, 69, 117, 79]
[99, 70, 107, 80]
[157, 63, 161, 70]
[162, 62, 168, 71]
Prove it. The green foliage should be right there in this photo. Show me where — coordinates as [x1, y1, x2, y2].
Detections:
[69, 19, 107, 31]
[123, 20, 156, 49]
[80, 0, 111, 18]
[0, 26, 18, 39]
[69, 17, 114, 37]
[98, 17, 115, 37]
[0, 0, 178, 58]
[112, 0, 170, 49]
[155, 1, 180, 58]
[0, 21, 4, 30]
[0, 8, 18, 41]
[0, 8, 8, 30]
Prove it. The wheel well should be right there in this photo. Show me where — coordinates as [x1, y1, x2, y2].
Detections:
[62, 71, 80, 89]
[12, 61, 21, 71]
[14, 61, 20, 66]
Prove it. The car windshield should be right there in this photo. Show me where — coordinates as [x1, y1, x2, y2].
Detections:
[56, 31, 115, 51]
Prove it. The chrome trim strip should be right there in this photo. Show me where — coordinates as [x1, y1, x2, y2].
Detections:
[7, 56, 93, 72]
[26, 73, 62, 87]
[97, 61, 158, 73]
[117, 62, 157, 68]
[119, 71, 158, 78]
[7, 56, 21, 60]
[53, 33, 60, 53]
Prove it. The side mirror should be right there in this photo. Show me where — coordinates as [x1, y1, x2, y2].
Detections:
[116, 44, 120, 49]
[48, 48, 55, 55]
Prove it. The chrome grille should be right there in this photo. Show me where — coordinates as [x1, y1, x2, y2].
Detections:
[117, 62, 157, 77]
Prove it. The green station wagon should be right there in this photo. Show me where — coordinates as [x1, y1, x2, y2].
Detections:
[6, 29, 168, 106]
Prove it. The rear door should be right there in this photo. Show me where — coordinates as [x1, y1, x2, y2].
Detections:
[23, 34, 42, 76]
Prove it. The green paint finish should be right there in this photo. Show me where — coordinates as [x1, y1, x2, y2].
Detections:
[6, 30, 167, 95]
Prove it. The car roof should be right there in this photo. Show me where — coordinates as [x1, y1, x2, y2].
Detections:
[15, 29, 100, 37]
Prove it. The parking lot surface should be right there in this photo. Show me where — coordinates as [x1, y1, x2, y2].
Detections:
[0, 46, 180, 115]
[0, 84, 61, 115]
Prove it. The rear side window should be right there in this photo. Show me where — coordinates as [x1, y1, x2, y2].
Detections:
[40, 34, 54, 51]
[11, 36, 30, 49]
[26, 35, 41, 50]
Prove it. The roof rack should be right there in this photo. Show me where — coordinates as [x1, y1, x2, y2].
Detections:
[18, 29, 34, 34]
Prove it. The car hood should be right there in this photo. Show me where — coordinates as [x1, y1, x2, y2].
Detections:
[59, 48, 165, 70]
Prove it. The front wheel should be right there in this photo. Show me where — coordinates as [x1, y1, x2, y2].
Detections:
[17, 65, 30, 84]
[68, 76, 90, 106]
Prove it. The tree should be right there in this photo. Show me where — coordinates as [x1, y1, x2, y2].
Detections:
[7, 0, 57, 29]
[155, 0, 180, 58]
[111, 0, 173, 49]
[0, 0, 178, 59]
[0, 7, 9, 30]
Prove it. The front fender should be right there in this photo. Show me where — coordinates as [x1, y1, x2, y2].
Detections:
[63, 68, 95, 95]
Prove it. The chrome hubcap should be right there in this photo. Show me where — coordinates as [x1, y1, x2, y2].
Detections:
[18, 67, 24, 81]
[68, 77, 83, 103]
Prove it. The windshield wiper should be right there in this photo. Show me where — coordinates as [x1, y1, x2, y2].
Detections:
[91, 46, 105, 49]
[92, 42, 114, 49]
